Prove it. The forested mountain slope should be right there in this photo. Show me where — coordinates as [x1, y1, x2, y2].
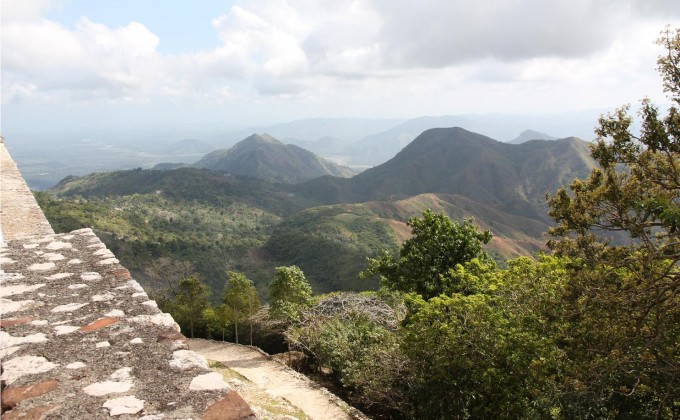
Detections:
[43, 127, 594, 295]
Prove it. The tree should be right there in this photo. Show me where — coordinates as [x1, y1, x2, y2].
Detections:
[269, 265, 313, 323]
[269, 265, 313, 363]
[362, 210, 493, 299]
[202, 306, 221, 340]
[143, 257, 194, 306]
[547, 27, 680, 418]
[223, 271, 260, 345]
[215, 304, 231, 341]
[173, 274, 211, 338]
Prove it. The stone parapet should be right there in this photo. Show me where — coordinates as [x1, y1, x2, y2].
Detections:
[0, 229, 253, 418]
[0, 141, 54, 242]
[0, 140, 254, 419]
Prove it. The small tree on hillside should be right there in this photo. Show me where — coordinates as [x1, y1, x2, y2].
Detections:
[173, 274, 211, 338]
[269, 265, 313, 362]
[223, 271, 260, 345]
[362, 210, 493, 300]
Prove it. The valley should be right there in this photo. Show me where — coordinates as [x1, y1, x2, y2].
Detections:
[37, 126, 595, 299]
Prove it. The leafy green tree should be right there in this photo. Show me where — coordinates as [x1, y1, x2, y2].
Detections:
[362, 210, 493, 299]
[202, 306, 221, 340]
[173, 274, 211, 338]
[144, 257, 194, 306]
[269, 265, 313, 322]
[269, 265, 313, 362]
[401, 274, 566, 419]
[223, 271, 260, 345]
[547, 27, 680, 418]
[215, 304, 231, 341]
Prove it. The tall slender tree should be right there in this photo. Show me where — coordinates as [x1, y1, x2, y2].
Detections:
[223, 271, 260, 345]
[173, 274, 211, 338]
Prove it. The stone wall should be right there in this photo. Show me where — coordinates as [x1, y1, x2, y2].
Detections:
[0, 140, 254, 419]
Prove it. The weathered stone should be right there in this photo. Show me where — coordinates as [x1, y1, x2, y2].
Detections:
[92, 292, 116, 302]
[27, 262, 55, 271]
[45, 241, 72, 250]
[51, 302, 88, 313]
[190, 372, 230, 391]
[0, 356, 56, 384]
[104, 309, 125, 318]
[169, 350, 210, 371]
[0, 317, 35, 328]
[2, 403, 61, 420]
[1, 379, 59, 410]
[103, 395, 145, 416]
[202, 391, 255, 420]
[82, 380, 133, 396]
[107, 268, 131, 280]
[0, 331, 48, 348]
[130, 313, 179, 331]
[80, 272, 102, 281]
[0, 142, 255, 419]
[65, 362, 86, 369]
[54, 325, 80, 335]
[0, 284, 45, 298]
[46, 273, 73, 280]
[0, 298, 41, 314]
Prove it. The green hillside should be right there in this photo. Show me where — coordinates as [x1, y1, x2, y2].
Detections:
[40, 127, 595, 298]
[300, 127, 594, 219]
[52, 166, 314, 216]
[194, 133, 356, 183]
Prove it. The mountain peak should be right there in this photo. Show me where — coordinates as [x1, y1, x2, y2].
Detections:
[508, 129, 557, 144]
[194, 134, 355, 183]
[242, 133, 282, 145]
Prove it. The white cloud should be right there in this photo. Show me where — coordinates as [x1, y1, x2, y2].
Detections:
[1, 0, 679, 118]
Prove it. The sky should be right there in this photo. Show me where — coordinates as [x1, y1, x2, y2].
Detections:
[2, 0, 680, 138]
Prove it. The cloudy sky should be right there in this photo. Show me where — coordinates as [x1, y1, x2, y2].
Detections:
[2, 0, 679, 137]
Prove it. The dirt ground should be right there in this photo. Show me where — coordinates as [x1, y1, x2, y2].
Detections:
[189, 339, 367, 420]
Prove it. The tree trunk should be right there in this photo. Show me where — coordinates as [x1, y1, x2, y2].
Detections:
[249, 320, 253, 346]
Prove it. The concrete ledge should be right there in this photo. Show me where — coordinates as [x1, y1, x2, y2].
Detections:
[0, 141, 54, 242]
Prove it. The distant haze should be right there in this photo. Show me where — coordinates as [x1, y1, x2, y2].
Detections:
[2, 0, 679, 139]
[8, 113, 601, 190]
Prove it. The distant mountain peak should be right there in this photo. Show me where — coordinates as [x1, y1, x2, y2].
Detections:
[508, 129, 557, 144]
[242, 133, 281, 144]
[194, 134, 356, 183]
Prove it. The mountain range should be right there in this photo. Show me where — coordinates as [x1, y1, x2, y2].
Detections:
[46, 127, 595, 294]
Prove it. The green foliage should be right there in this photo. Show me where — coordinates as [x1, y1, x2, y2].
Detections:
[202, 306, 221, 340]
[289, 312, 409, 416]
[170, 274, 211, 338]
[37, 189, 282, 297]
[266, 204, 399, 292]
[363, 210, 493, 299]
[546, 27, 680, 418]
[224, 272, 260, 344]
[268, 266, 313, 324]
[401, 260, 567, 419]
